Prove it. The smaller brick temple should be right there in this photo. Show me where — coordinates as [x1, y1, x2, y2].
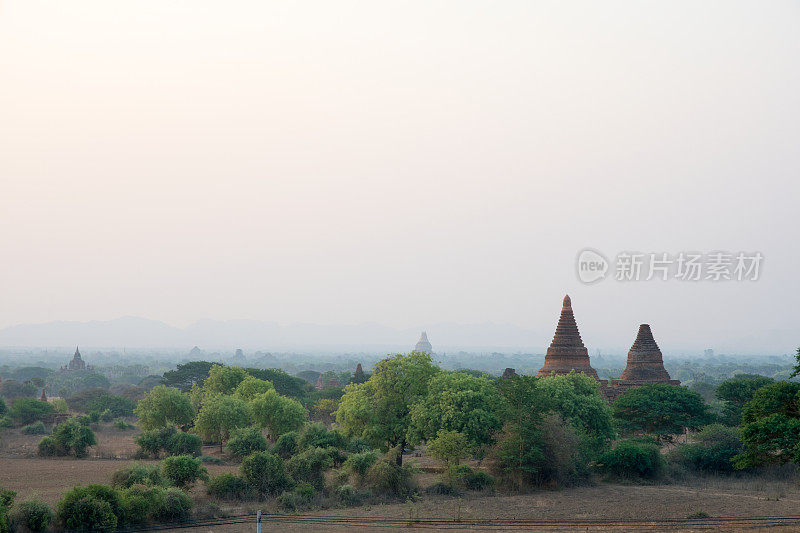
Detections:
[537, 295, 598, 379]
[602, 323, 680, 401]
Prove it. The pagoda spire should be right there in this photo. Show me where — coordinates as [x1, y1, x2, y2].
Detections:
[537, 295, 598, 379]
[619, 324, 673, 382]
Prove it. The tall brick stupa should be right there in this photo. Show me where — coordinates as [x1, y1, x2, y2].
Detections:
[537, 295, 598, 379]
[618, 324, 676, 383]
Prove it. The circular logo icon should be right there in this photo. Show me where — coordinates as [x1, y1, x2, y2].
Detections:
[576, 248, 609, 284]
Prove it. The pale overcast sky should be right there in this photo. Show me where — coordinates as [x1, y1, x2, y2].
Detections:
[0, 1, 798, 352]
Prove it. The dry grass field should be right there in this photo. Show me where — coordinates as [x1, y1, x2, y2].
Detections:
[3, 425, 800, 531]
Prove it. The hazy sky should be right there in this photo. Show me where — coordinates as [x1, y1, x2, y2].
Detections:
[1, 1, 798, 352]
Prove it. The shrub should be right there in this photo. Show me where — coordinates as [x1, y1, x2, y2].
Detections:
[0, 489, 15, 508]
[272, 431, 299, 459]
[56, 484, 122, 532]
[199, 455, 222, 464]
[87, 394, 136, 418]
[9, 398, 54, 425]
[448, 464, 494, 491]
[240, 452, 294, 496]
[597, 439, 665, 479]
[111, 463, 167, 489]
[165, 431, 202, 457]
[0, 398, 5, 416]
[119, 485, 164, 525]
[425, 481, 462, 496]
[335, 483, 360, 505]
[286, 447, 334, 490]
[206, 473, 253, 500]
[226, 427, 268, 458]
[37, 437, 61, 457]
[114, 418, 134, 430]
[0, 489, 15, 533]
[670, 424, 743, 474]
[276, 483, 315, 511]
[49, 398, 69, 414]
[10, 498, 52, 533]
[364, 458, 417, 498]
[22, 421, 47, 435]
[152, 488, 192, 522]
[276, 490, 303, 511]
[343, 451, 379, 483]
[427, 430, 470, 466]
[0, 417, 12, 429]
[100, 409, 114, 423]
[136, 426, 178, 458]
[299, 423, 347, 450]
[346, 438, 371, 453]
[46, 417, 97, 458]
[162, 455, 209, 488]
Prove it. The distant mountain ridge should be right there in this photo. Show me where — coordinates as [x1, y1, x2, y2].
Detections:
[0, 316, 546, 351]
[0, 317, 793, 355]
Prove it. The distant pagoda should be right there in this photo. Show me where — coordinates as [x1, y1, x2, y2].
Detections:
[61, 346, 91, 372]
[414, 331, 432, 354]
[618, 324, 677, 383]
[537, 295, 598, 379]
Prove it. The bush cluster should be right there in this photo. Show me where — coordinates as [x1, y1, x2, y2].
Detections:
[136, 426, 202, 458]
[21, 421, 47, 435]
[57, 482, 193, 530]
[225, 427, 268, 458]
[38, 417, 97, 458]
[597, 439, 665, 479]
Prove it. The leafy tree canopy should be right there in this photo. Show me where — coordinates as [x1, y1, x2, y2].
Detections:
[162, 361, 217, 392]
[336, 352, 439, 464]
[194, 394, 250, 446]
[613, 383, 711, 441]
[249, 389, 307, 439]
[134, 385, 195, 430]
[408, 371, 505, 453]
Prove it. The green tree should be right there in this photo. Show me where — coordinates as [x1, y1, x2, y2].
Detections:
[204, 365, 248, 396]
[226, 427, 269, 458]
[244, 368, 308, 399]
[134, 385, 195, 430]
[162, 361, 217, 392]
[9, 398, 54, 425]
[0, 380, 37, 400]
[715, 374, 774, 426]
[233, 376, 274, 400]
[733, 381, 800, 468]
[161, 455, 208, 488]
[39, 417, 97, 458]
[336, 352, 439, 465]
[409, 371, 504, 455]
[536, 372, 614, 450]
[426, 429, 469, 467]
[249, 389, 307, 439]
[194, 394, 250, 449]
[791, 346, 800, 378]
[672, 424, 743, 473]
[240, 451, 293, 496]
[613, 384, 711, 442]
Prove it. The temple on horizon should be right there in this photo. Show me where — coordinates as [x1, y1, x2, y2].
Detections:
[60, 346, 92, 372]
[414, 331, 432, 354]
